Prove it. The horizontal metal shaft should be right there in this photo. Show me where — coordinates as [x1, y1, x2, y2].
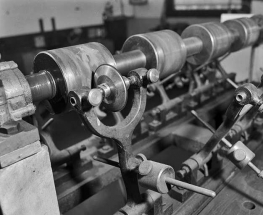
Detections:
[114, 50, 146, 75]
[165, 177, 216, 197]
[248, 162, 261, 175]
[93, 155, 120, 168]
[26, 70, 56, 103]
[184, 37, 203, 57]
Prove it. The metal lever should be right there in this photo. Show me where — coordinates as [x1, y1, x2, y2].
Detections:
[191, 110, 263, 178]
[191, 110, 232, 148]
[165, 177, 216, 197]
[70, 66, 161, 214]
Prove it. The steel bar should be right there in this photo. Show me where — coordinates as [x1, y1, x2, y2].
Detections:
[114, 50, 146, 75]
[165, 177, 216, 197]
[226, 78, 238, 89]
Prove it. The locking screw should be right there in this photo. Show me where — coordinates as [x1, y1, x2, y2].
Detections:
[147, 69, 160, 84]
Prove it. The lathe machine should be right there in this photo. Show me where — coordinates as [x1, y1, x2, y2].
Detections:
[1, 14, 263, 215]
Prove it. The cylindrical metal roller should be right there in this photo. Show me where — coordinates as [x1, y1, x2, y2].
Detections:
[138, 160, 175, 194]
[24, 14, 263, 112]
[251, 14, 263, 44]
[182, 22, 234, 65]
[26, 70, 56, 103]
[121, 30, 187, 78]
[33, 42, 115, 113]
[224, 17, 260, 51]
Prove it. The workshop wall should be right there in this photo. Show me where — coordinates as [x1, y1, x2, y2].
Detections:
[1, 0, 261, 38]
[126, 0, 219, 36]
[0, 0, 133, 38]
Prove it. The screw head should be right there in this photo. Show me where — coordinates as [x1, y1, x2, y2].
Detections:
[88, 89, 103, 106]
[138, 160, 152, 176]
[147, 69, 160, 83]
[233, 149, 246, 161]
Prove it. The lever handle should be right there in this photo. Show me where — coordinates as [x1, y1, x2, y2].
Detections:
[165, 177, 216, 198]
[191, 110, 263, 178]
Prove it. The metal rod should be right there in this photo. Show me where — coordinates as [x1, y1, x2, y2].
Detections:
[93, 156, 120, 168]
[41, 118, 54, 130]
[159, 73, 177, 85]
[191, 110, 232, 148]
[184, 37, 203, 57]
[26, 70, 57, 102]
[249, 45, 256, 82]
[165, 177, 216, 198]
[218, 52, 230, 62]
[248, 162, 261, 175]
[226, 78, 238, 89]
[191, 110, 215, 132]
[216, 61, 237, 89]
[114, 50, 146, 75]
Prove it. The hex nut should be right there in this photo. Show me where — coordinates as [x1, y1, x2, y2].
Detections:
[0, 121, 20, 135]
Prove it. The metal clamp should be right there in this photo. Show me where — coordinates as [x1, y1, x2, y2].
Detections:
[0, 61, 35, 126]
